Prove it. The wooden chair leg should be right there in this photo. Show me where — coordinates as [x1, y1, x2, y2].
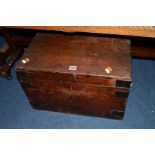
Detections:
[0, 47, 24, 79]
[0, 31, 24, 79]
[0, 42, 9, 65]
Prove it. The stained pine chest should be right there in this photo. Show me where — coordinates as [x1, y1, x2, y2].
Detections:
[16, 33, 131, 119]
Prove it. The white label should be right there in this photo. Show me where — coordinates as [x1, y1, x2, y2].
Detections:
[69, 65, 77, 71]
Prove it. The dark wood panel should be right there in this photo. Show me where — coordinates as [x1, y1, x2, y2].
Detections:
[131, 46, 155, 59]
[26, 88, 127, 119]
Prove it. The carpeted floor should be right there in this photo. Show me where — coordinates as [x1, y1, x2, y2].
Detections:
[0, 36, 155, 129]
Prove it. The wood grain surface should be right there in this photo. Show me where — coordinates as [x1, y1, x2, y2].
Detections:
[16, 33, 131, 81]
[1, 26, 155, 38]
[16, 33, 131, 119]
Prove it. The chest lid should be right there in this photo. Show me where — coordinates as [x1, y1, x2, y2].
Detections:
[16, 33, 131, 88]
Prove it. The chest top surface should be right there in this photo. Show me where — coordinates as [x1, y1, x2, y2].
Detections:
[16, 33, 131, 81]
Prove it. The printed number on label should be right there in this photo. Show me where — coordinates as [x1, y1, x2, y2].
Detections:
[69, 66, 77, 71]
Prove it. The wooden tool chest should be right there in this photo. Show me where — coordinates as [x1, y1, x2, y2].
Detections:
[16, 33, 131, 119]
